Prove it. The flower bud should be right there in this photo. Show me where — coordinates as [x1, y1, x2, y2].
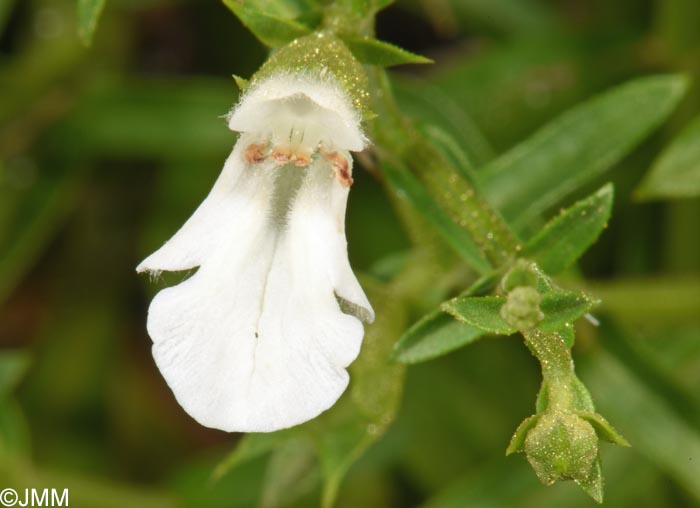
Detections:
[524, 411, 598, 486]
[501, 259, 539, 292]
[500, 286, 544, 330]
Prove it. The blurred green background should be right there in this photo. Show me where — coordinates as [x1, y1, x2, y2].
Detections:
[1, 0, 700, 506]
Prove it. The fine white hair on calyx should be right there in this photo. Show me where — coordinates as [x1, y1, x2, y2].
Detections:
[227, 72, 368, 152]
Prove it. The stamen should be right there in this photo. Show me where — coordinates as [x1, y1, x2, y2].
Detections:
[322, 150, 353, 187]
[244, 143, 269, 164]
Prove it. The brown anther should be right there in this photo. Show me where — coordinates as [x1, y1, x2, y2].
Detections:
[272, 149, 292, 164]
[323, 151, 353, 187]
[244, 143, 268, 164]
[293, 153, 311, 167]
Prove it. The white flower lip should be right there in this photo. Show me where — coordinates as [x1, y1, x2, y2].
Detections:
[137, 73, 373, 433]
[227, 73, 367, 153]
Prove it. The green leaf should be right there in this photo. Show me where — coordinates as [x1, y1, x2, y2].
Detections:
[480, 75, 688, 224]
[538, 291, 599, 332]
[636, 115, 700, 199]
[381, 161, 491, 275]
[442, 290, 597, 336]
[390, 311, 486, 364]
[77, 0, 106, 46]
[222, 0, 311, 47]
[523, 184, 614, 275]
[442, 296, 513, 335]
[576, 411, 631, 447]
[506, 414, 541, 455]
[343, 37, 432, 67]
[390, 273, 499, 364]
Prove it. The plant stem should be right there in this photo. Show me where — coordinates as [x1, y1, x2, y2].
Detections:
[523, 330, 575, 409]
[369, 68, 520, 268]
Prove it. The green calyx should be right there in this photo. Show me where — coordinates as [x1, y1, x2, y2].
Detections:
[523, 411, 599, 486]
[249, 33, 371, 118]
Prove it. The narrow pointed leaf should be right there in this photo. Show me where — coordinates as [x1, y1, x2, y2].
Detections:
[390, 273, 499, 364]
[231, 74, 249, 91]
[343, 37, 432, 67]
[442, 296, 514, 335]
[636, 115, 700, 199]
[576, 411, 631, 447]
[538, 290, 599, 332]
[480, 75, 688, 223]
[77, 0, 106, 46]
[506, 414, 541, 455]
[523, 184, 614, 275]
[390, 311, 485, 364]
[222, 0, 311, 47]
[382, 161, 491, 274]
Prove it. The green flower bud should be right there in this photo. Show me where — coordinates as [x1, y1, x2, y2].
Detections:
[501, 259, 539, 292]
[500, 286, 544, 330]
[524, 411, 598, 486]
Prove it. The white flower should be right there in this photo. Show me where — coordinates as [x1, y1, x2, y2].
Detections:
[137, 70, 374, 433]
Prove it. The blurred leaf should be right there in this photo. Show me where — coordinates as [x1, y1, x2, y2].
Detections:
[393, 78, 495, 167]
[447, 0, 557, 36]
[582, 348, 700, 501]
[523, 184, 614, 275]
[0, 399, 31, 461]
[213, 431, 293, 482]
[57, 78, 235, 159]
[0, 166, 85, 305]
[480, 75, 688, 224]
[588, 277, 700, 324]
[261, 438, 318, 508]
[343, 37, 432, 66]
[2, 462, 179, 508]
[0, 351, 31, 461]
[381, 161, 491, 274]
[0, 0, 18, 35]
[636, 115, 700, 199]
[429, 37, 600, 151]
[0, 350, 30, 398]
[222, 0, 311, 47]
[77, 0, 106, 46]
